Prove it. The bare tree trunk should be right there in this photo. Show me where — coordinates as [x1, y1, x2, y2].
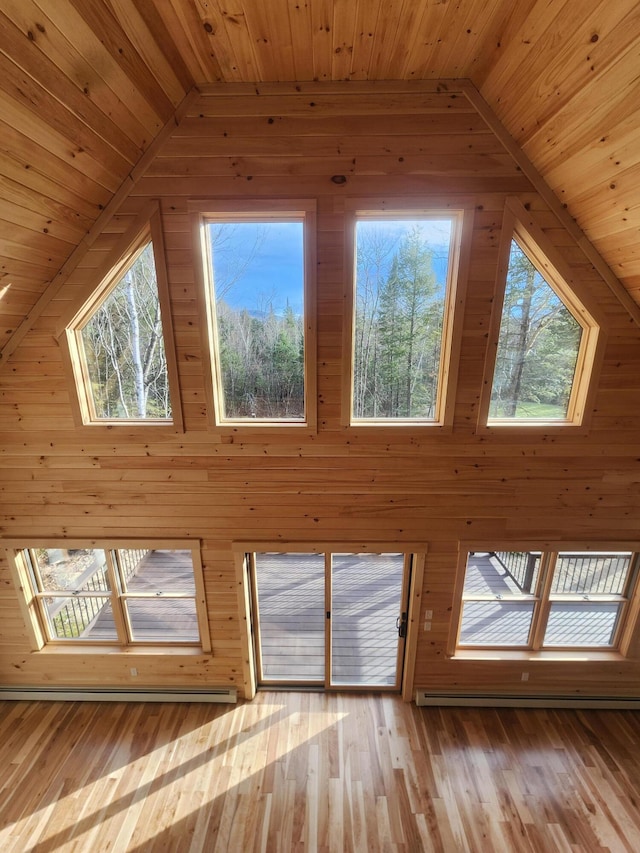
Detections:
[504, 265, 536, 417]
[125, 274, 146, 418]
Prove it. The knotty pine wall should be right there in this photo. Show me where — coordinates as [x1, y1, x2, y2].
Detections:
[2, 84, 640, 699]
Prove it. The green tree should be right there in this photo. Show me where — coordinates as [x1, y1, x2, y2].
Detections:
[376, 226, 442, 418]
[490, 241, 582, 418]
[352, 224, 399, 417]
[81, 243, 171, 419]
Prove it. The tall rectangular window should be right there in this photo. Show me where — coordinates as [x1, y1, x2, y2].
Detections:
[351, 213, 461, 424]
[204, 216, 308, 423]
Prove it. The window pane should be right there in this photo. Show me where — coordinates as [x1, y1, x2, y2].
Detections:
[33, 549, 109, 593]
[459, 601, 534, 646]
[208, 221, 305, 420]
[489, 240, 582, 420]
[331, 553, 403, 686]
[125, 599, 199, 642]
[552, 552, 632, 595]
[464, 551, 540, 595]
[80, 243, 172, 420]
[545, 602, 621, 647]
[352, 217, 454, 420]
[118, 549, 195, 594]
[254, 552, 325, 681]
[44, 595, 116, 640]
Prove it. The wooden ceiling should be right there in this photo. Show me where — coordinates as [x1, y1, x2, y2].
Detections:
[2, 0, 640, 357]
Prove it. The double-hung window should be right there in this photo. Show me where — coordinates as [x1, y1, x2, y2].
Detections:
[453, 548, 639, 653]
[11, 544, 210, 650]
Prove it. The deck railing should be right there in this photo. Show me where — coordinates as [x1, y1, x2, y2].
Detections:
[494, 550, 630, 596]
[494, 551, 539, 593]
[50, 549, 150, 638]
[553, 553, 629, 595]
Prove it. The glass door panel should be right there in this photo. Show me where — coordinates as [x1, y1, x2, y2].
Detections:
[330, 553, 406, 687]
[254, 552, 325, 682]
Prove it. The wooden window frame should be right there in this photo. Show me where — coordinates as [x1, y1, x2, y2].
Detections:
[232, 541, 426, 701]
[478, 198, 606, 432]
[342, 198, 473, 431]
[6, 539, 210, 652]
[190, 199, 317, 433]
[449, 543, 640, 657]
[58, 203, 184, 431]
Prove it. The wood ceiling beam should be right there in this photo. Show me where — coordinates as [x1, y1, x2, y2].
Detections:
[0, 86, 200, 371]
[461, 81, 640, 327]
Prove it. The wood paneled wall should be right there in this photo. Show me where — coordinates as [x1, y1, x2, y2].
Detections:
[2, 84, 640, 699]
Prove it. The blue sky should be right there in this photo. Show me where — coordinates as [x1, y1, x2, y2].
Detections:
[355, 218, 453, 290]
[208, 221, 304, 314]
[207, 217, 453, 314]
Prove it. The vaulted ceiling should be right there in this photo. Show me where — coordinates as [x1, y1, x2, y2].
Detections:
[2, 0, 640, 358]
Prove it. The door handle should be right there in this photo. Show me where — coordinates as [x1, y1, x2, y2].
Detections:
[396, 612, 408, 638]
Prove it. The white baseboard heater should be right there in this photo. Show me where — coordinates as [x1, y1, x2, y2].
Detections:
[0, 687, 237, 704]
[415, 691, 640, 709]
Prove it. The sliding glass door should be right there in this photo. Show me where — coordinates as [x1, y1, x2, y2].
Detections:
[251, 551, 410, 690]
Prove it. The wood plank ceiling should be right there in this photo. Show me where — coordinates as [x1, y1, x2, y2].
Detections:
[1, 0, 640, 356]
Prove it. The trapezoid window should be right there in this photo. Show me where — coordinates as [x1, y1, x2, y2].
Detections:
[197, 204, 315, 427]
[65, 217, 180, 427]
[484, 212, 601, 428]
[349, 211, 462, 425]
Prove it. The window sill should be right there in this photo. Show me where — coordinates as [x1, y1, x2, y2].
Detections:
[35, 645, 208, 656]
[451, 649, 626, 663]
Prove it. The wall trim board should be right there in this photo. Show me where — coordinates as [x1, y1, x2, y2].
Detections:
[416, 691, 640, 709]
[0, 686, 237, 703]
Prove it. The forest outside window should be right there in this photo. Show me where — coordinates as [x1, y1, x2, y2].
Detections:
[349, 211, 463, 425]
[63, 209, 182, 428]
[79, 240, 171, 420]
[12, 545, 210, 650]
[453, 549, 639, 653]
[482, 203, 601, 428]
[197, 203, 315, 426]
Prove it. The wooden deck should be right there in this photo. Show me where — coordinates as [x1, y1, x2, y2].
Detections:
[461, 553, 622, 647]
[255, 553, 404, 686]
[88, 550, 199, 643]
[3, 693, 640, 852]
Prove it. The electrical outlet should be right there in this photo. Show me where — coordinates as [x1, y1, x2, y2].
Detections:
[521, 671, 529, 681]
[130, 667, 138, 677]
[424, 609, 433, 619]
[424, 620, 432, 631]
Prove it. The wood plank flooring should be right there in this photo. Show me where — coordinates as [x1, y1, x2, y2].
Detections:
[1, 693, 640, 852]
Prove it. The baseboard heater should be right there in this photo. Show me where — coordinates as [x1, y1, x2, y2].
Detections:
[415, 691, 640, 709]
[0, 687, 237, 704]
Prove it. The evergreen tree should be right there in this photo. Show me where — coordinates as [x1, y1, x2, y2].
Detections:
[376, 226, 442, 418]
[490, 241, 582, 418]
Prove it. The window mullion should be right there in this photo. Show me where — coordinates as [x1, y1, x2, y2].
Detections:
[530, 551, 556, 649]
[105, 550, 130, 643]
[21, 550, 49, 646]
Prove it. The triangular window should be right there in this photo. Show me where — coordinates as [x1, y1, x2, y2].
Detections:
[485, 208, 601, 427]
[64, 212, 179, 426]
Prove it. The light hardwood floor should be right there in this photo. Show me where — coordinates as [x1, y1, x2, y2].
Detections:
[1, 693, 640, 852]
